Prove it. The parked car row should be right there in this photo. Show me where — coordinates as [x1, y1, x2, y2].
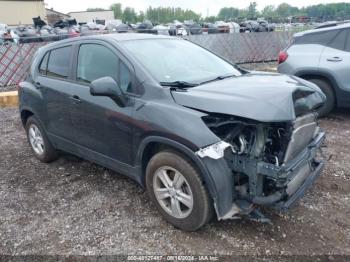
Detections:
[1, 17, 278, 44]
[239, 20, 275, 32]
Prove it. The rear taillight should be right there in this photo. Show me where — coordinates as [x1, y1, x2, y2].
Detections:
[278, 51, 288, 64]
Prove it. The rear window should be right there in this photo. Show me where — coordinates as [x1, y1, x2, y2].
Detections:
[47, 46, 72, 79]
[295, 30, 339, 46]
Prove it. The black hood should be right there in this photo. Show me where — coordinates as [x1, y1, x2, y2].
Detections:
[171, 73, 326, 122]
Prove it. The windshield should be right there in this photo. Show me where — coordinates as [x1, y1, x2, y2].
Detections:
[121, 38, 242, 84]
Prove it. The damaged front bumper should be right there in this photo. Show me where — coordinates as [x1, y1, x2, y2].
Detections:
[227, 131, 325, 207]
[197, 130, 326, 220]
[270, 131, 325, 211]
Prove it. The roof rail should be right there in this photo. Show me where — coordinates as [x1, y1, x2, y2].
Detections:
[315, 20, 350, 29]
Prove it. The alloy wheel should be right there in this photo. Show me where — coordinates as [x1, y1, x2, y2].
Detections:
[28, 124, 45, 155]
[153, 166, 194, 219]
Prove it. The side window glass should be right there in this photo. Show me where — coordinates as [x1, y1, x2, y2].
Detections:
[39, 52, 49, 75]
[297, 30, 338, 45]
[77, 44, 119, 83]
[119, 61, 132, 93]
[47, 46, 72, 79]
[328, 30, 347, 51]
[345, 30, 350, 52]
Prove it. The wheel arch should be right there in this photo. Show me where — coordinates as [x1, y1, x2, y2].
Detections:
[137, 136, 214, 193]
[20, 109, 34, 126]
[20, 106, 47, 134]
[295, 70, 339, 106]
[136, 136, 235, 219]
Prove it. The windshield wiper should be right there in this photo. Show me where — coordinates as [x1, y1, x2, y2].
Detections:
[200, 74, 236, 85]
[160, 81, 198, 88]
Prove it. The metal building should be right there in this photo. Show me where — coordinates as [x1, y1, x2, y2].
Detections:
[67, 10, 114, 24]
[0, 0, 46, 26]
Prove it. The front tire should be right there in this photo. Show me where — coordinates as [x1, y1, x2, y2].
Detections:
[25, 116, 58, 163]
[308, 78, 336, 117]
[146, 150, 213, 231]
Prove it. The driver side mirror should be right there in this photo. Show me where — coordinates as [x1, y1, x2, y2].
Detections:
[90, 76, 127, 107]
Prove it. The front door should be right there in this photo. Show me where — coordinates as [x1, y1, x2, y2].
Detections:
[69, 42, 135, 165]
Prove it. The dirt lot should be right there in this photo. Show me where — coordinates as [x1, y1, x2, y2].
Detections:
[0, 81, 349, 256]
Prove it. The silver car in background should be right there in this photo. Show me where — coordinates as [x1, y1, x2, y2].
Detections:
[278, 23, 350, 116]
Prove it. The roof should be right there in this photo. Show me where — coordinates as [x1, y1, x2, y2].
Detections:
[102, 33, 174, 41]
[40, 33, 176, 50]
[45, 8, 70, 17]
[295, 22, 350, 37]
[314, 20, 350, 29]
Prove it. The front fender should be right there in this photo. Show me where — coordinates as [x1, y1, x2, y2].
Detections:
[294, 69, 348, 106]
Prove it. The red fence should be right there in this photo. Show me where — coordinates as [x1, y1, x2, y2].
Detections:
[0, 32, 294, 88]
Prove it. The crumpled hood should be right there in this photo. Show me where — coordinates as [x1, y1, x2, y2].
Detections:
[171, 72, 326, 122]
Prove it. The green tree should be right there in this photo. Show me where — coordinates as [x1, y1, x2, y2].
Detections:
[87, 8, 105, 11]
[217, 7, 240, 21]
[123, 7, 137, 23]
[138, 11, 145, 22]
[276, 3, 299, 17]
[145, 6, 200, 24]
[110, 3, 123, 19]
[247, 2, 258, 19]
[261, 5, 276, 18]
[204, 16, 216, 23]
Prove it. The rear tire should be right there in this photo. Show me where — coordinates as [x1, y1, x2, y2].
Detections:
[25, 116, 58, 163]
[146, 150, 213, 231]
[307, 78, 335, 117]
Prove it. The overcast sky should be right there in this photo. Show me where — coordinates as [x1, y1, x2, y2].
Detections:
[45, 0, 350, 17]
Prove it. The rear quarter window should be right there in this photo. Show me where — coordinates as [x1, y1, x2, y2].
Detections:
[328, 29, 349, 51]
[295, 30, 339, 46]
[345, 30, 350, 52]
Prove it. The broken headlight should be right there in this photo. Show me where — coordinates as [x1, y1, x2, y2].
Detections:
[196, 141, 231, 159]
[201, 114, 292, 165]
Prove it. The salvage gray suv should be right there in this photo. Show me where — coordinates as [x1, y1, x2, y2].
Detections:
[19, 34, 326, 231]
[278, 22, 350, 116]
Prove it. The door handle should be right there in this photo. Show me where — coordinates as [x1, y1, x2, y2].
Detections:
[34, 82, 41, 89]
[327, 57, 342, 62]
[70, 95, 81, 103]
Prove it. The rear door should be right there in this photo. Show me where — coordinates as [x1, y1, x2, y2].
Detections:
[279, 30, 339, 75]
[319, 29, 350, 104]
[35, 45, 76, 142]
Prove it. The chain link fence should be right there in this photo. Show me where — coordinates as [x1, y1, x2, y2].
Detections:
[0, 42, 47, 88]
[0, 32, 294, 88]
[186, 31, 294, 63]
